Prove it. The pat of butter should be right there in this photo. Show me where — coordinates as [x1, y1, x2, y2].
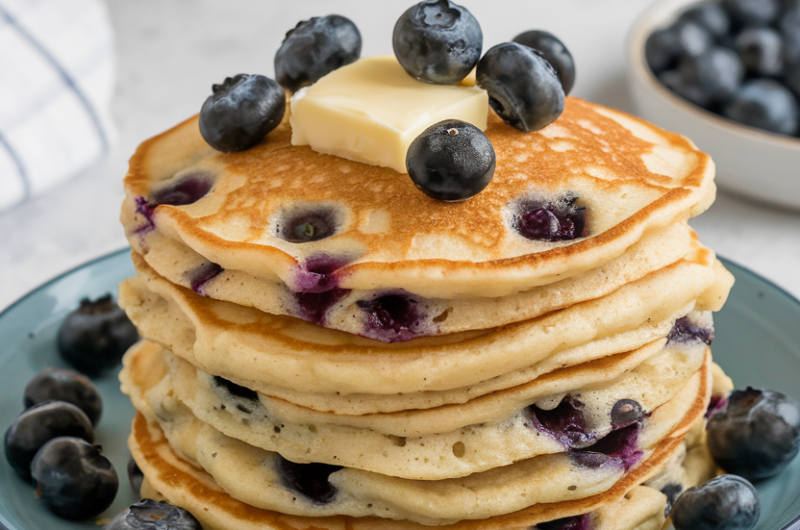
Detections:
[290, 55, 488, 173]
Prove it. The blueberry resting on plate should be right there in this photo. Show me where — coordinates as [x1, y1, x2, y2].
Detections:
[24, 367, 102, 426]
[393, 0, 482, 84]
[4, 401, 94, 482]
[512, 30, 576, 95]
[275, 15, 361, 93]
[406, 119, 495, 201]
[103, 499, 202, 530]
[31, 436, 118, 520]
[199, 74, 285, 152]
[477, 42, 565, 132]
[57, 294, 139, 377]
[707, 387, 800, 481]
[671, 475, 760, 530]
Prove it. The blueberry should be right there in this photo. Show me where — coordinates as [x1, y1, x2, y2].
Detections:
[280, 209, 339, 243]
[528, 399, 593, 449]
[58, 294, 139, 377]
[31, 437, 118, 520]
[707, 387, 800, 480]
[4, 401, 93, 482]
[127, 457, 143, 496]
[512, 30, 576, 94]
[24, 368, 102, 426]
[103, 499, 202, 530]
[661, 483, 683, 516]
[199, 74, 285, 153]
[513, 194, 585, 242]
[723, 79, 800, 136]
[210, 376, 259, 414]
[610, 399, 644, 429]
[275, 455, 342, 504]
[406, 119, 495, 201]
[667, 316, 715, 345]
[779, 8, 800, 64]
[535, 514, 591, 530]
[392, 0, 482, 84]
[356, 293, 426, 342]
[274, 15, 361, 93]
[645, 20, 714, 74]
[721, 0, 781, 27]
[150, 173, 214, 207]
[735, 27, 786, 77]
[477, 42, 565, 132]
[671, 475, 760, 530]
[658, 69, 714, 108]
[678, 4, 731, 41]
[785, 62, 800, 99]
[188, 262, 223, 296]
[678, 47, 744, 106]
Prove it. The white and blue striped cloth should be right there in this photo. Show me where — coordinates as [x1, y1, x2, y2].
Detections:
[0, 0, 115, 213]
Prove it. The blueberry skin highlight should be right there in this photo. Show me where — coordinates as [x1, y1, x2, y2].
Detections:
[199, 74, 285, 153]
[393, 0, 482, 84]
[671, 475, 760, 530]
[24, 367, 102, 426]
[406, 119, 495, 202]
[103, 498, 202, 530]
[4, 401, 94, 482]
[512, 30, 576, 95]
[31, 437, 118, 520]
[57, 294, 139, 377]
[477, 42, 565, 133]
[707, 387, 800, 480]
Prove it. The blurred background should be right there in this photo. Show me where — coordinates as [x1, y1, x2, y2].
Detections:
[1, 0, 799, 311]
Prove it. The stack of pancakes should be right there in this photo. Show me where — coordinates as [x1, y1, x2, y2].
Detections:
[118, 97, 735, 530]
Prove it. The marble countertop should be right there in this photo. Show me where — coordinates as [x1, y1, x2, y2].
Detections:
[2, 0, 799, 312]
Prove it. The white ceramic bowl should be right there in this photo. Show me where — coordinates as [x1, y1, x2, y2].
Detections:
[627, 0, 800, 210]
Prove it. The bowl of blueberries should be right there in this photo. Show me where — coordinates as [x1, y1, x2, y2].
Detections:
[627, 0, 800, 210]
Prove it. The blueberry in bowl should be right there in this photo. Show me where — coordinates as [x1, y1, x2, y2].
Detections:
[628, 0, 800, 210]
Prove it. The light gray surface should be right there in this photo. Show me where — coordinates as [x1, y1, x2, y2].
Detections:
[2, 0, 799, 312]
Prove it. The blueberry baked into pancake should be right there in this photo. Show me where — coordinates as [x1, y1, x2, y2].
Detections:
[114, 2, 766, 530]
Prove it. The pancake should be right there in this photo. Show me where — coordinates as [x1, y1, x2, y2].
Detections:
[129, 410, 702, 530]
[130, 220, 695, 340]
[123, 357, 711, 525]
[121, 98, 716, 305]
[118, 244, 729, 396]
[121, 338, 713, 480]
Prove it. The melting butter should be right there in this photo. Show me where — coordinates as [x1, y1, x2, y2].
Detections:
[290, 55, 488, 174]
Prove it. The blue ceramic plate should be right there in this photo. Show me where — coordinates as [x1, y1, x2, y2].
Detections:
[0, 251, 798, 529]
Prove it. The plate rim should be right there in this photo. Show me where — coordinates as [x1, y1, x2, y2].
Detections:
[0, 250, 799, 530]
[0, 247, 131, 319]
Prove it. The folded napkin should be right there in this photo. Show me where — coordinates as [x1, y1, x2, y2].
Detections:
[0, 0, 115, 213]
